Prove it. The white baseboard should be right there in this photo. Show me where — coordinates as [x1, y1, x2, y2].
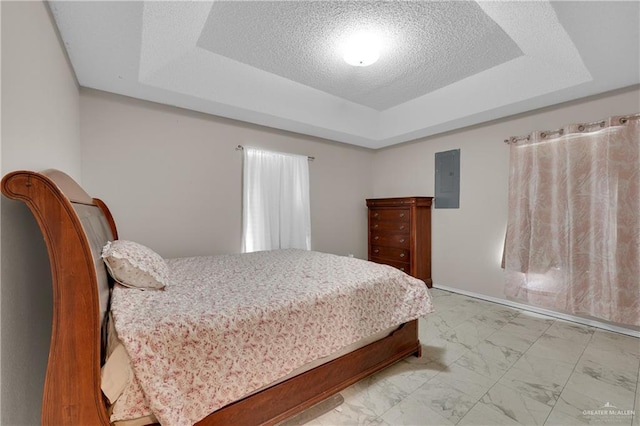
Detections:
[433, 284, 640, 338]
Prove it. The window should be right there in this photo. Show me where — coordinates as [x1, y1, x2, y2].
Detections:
[242, 147, 311, 253]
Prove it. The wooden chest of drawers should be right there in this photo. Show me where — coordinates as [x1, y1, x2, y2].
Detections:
[366, 197, 433, 287]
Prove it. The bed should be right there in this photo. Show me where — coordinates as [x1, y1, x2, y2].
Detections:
[1, 169, 433, 426]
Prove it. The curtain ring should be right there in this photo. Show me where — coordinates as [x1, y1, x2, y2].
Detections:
[540, 132, 547, 138]
[620, 117, 628, 124]
[578, 125, 585, 132]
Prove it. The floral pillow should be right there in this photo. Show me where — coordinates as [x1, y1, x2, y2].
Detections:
[101, 240, 168, 290]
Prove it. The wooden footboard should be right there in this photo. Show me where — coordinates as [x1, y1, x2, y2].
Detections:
[199, 320, 421, 425]
[2, 169, 422, 426]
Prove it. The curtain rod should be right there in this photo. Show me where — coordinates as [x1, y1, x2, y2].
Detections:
[503, 112, 640, 144]
[235, 145, 315, 161]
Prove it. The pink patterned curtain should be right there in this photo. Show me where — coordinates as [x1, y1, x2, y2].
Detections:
[504, 114, 640, 326]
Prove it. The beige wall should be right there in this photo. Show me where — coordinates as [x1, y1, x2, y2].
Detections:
[80, 89, 374, 260]
[372, 86, 640, 306]
[0, 1, 81, 424]
[81, 86, 640, 321]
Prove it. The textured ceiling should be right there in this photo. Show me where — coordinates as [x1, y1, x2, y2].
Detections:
[196, 1, 523, 110]
[50, 1, 640, 149]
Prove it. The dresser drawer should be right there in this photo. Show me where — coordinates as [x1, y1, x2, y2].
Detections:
[371, 245, 410, 262]
[370, 208, 410, 222]
[370, 233, 409, 248]
[369, 220, 409, 233]
[370, 257, 411, 274]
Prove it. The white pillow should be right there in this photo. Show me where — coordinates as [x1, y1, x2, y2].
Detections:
[101, 240, 168, 290]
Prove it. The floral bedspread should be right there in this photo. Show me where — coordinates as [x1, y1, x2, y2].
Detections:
[110, 249, 433, 426]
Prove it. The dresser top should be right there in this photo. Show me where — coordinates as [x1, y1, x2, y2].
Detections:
[366, 197, 433, 207]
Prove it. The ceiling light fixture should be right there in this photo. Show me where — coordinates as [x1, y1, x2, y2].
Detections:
[343, 32, 381, 67]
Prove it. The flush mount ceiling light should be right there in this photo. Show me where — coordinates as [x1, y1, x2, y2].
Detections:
[342, 31, 381, 67]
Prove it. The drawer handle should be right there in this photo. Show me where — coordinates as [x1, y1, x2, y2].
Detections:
[400, 267, 405, 271]
[399, 225, 405, 230]
[374, 213, 379, 217]
[399, 238, 405, 243]
[374, 249, 379, 254]
[374, 224, 379, 228]
[399, 213, 405, 218]
[400, 253, 405, 258]
[374, 236, 379, 240]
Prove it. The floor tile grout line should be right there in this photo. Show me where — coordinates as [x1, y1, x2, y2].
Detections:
[626, 353, 640, 425]
[371, 358, 457, 425]
[418, 298, 500, 425]
[464, 291, 636, 423]
[433, 291, 572, 425]
[633, 365, 640, 425]
[438, 299, 531, 425]
[539, 327, 596, 425]
[462, 320, 552, 426]
[456, 304, 537, 425]
[361, 290, 638, 426]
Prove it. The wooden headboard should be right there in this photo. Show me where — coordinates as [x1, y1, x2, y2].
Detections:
[1, 170, 115, 425]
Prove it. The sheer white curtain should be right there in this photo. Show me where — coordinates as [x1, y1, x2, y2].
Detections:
[242, 147, 311, 253]
[504, 114, 639, 326]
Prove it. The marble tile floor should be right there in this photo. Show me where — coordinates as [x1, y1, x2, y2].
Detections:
[307, 288, 640, 426]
